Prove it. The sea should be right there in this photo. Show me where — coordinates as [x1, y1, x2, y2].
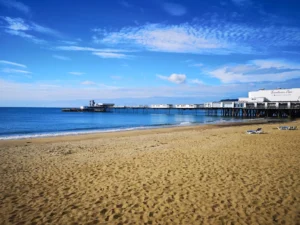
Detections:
[0, 107, 249, 140]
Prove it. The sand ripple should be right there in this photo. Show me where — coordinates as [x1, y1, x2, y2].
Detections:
[1, 122, 300, 224]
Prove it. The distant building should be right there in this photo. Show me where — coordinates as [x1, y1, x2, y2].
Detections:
[239, 88, 300, 102]
[150, 104, 173, 108]
[89, 100, 95, 107]
[175, 104, 200, 108]
[89, 100, 114, 108]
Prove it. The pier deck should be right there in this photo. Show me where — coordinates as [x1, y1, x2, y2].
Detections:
[62, 104, 300, 118]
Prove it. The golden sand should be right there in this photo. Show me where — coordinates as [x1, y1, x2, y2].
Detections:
[0, 121, 300, 224]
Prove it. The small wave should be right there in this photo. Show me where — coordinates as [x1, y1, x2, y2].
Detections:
[178, 122, 193, 126]
[0, 127, 149, 140]
[0, 123, 185, 140]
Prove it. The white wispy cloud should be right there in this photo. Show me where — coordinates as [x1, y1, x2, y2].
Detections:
[209, 59, 300, 83]
[98, 24, 227, 54]
[57, 46, 103, 51]
[162, 2, 186, 16]
[2, 68, 32, 78]
[1, 17, 63, 43]
[69, 72, 85, 76]
[2, 68, 31, 74]
[60, 40, 78, 45]
[190, 79, 204, 85]
[92, 52, 130, 59]
[5, 29, 46, 44]
[249, 59, 300, 69]
[56, 45, 132, 59]
[56, 45, 131, 53]
[0, 60, 26, 68]
[93, 22, 300, 55]
[2, 17, 29, 30]
[53, 55, 71, 61]
[189, 63, 203, 67]
[31, 23, 62, 38]
[157, 73, 186, 84]
[3, 78, 297, 105]
[81, 80, 96, 85]
[0, 0, 30, 14]
[1, 77, 299, 105]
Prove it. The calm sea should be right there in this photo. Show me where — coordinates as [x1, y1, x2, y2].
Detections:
[0, 107, 245, 140]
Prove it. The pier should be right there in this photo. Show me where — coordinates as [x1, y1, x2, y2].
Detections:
[62, 102, 300, 118]
[109, 103, 300, 118]
[62, 88, 300, 118]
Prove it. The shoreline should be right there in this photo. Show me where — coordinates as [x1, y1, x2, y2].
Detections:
[0, 117, 262, 141]
[0, 117, 292, 147]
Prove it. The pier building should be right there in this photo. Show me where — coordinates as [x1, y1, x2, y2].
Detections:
[62, 101, 114, 112]
[175, 104, 201, 108]
[150, 104, 173, 108]
[239, 88, 300, 102]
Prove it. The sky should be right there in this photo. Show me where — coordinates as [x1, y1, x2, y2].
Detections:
[0, 0, 300, 106]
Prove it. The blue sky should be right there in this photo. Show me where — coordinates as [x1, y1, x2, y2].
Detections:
[0, 0, 300, 106]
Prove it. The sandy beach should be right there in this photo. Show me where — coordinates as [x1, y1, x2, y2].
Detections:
[0, 120, 300, 225]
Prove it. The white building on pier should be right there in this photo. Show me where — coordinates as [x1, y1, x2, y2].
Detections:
[175, 104, 202, 108]
[203, 88, 300, 109]
[239, 88, 300, 102]
[150, 104, 173, 108]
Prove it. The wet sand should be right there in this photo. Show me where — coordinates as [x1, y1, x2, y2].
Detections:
[0, 120, 300, 224]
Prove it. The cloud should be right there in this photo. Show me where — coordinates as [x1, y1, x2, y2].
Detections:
[1, 17, 63, 43]
[2, 17, 29, 30]
[69, 72, 85, 76]
[4, 29, 46, 44]
[231, 0, 252, 6]
[189, 63, 203, 67]
[0, 78, 300, 106]
[81, 80, 96, 85]
[53, 55, 71, 61]
[56, 45, 132, 59]
[2, 17, 60, 36]
[60, 40, 78, 45]
[92, 52, 130, 59]
[163, 2, 186, 16]
[2, 68, 31, 74]
[94, 22, 300, 55]
[0, 0, 30, 14]
[31, 23, 63, 38]
[157, 73, 186, 84]
[209, 59, 300, 83]
[56, 46, 131, 53]
[1, 77, 300, 105]
[98, 24, 227, 54]
[190, 79, 204, 85]
[0, 60, 26, 68]
[56, 46, 104, 51]
[119, 0, 132, 8]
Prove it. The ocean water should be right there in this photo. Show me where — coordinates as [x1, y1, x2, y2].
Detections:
[0, 107, 245, 140]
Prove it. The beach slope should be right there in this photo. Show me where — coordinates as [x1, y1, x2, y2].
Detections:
[0, 121, 300, 224]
